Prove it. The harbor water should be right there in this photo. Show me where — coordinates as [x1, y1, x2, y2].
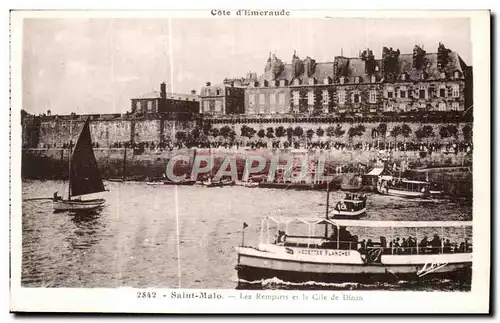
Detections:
[21, 180, 472, 290]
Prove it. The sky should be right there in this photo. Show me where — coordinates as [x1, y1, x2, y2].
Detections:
[22, 17, 472, 115]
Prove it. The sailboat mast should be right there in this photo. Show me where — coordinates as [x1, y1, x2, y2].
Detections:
[324, 180, 330, 238]
[68, 121, 73, 200]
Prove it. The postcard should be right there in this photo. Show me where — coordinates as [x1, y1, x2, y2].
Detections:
[10, 9, 490, 314]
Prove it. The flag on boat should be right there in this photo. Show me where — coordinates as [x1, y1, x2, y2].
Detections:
[243, 222, 249, 228]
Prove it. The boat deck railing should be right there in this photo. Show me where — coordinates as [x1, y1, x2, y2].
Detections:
[280, 238, 473, 255]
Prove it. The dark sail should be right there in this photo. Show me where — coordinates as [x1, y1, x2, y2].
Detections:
[69, 118, 105, 197]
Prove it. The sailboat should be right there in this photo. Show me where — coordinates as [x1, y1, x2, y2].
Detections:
[53, 118, 107, 212]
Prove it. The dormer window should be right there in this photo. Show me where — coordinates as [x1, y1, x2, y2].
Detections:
[323, 77, 331, 85]
[375, 66, 379, 72]
[293, 79, 301, 86]
[440, 72, 446, 79]
[261, 80, 268, 87]
[421, 73, 426, 80]
[401, 73, 406, 81]
[454, 71, 461, 79]
[339, 77, 345, 84]
[205, 89, 210, 96]
[279, 80, 287, 87]
[354, 76, 360, 84]
[371, 75, 376, 83]
[308, 78, 316, 85]
[216, 89, 221, 95]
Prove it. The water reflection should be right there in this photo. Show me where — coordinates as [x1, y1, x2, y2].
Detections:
[21, 180, 472, 290]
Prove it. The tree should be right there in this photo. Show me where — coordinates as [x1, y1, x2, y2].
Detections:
[401, 124, 412, 141]
[275, 126, 286, 138]
[241, 125, 257, 139]
[191, 127, 201, 142]
[306, 129, 315, 141]
[377, 123, 387, 138]
[326, 125, 336, 137]
[266, 127, 275, 139]
[333, 124, 346, 138]
[439, 125, 451, 139]
[390, 125, 402, 143]
[286, 127, 294, 142]
[219, 125, 232, 139]
[316, 127, 325, 137]
[462, 124, 472, 142]
[209, 127, 220, 138]
[293, 126, 304, 138]
[202, 123, 212, 136]
[422, 125, 435, 140]
[257, 129, 266, 138]
[175, 131, 187, 143]
[447, 124, 458, 139]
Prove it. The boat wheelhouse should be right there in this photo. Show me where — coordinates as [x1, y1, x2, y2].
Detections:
[235, 217, 472, 284]
[377, 177, 431, 198]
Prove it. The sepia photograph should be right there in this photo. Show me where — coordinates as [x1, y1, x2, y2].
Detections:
[10, 9, 491, 313]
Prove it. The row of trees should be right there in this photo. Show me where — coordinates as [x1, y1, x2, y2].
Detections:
[174, 123, 472, 146]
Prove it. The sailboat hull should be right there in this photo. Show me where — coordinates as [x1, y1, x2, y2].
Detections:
[53, 198, 106, 212]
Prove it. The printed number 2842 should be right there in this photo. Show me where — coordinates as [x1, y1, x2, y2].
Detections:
[137, 292, 156, 298]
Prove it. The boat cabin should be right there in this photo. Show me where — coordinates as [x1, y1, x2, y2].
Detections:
[261, 217, 472, 256]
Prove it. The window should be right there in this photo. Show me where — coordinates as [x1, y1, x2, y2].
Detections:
[259, 94, 265, 106]
[353, 91, 361, 103]
[293, 79, 300, 86]
[309, 78, 315, 85]
[278, 93, 286, 105]
[355, 77, 360, 84]
[386, 86, 394, 98]
[249, 94, 255, 106]
[280, 80, 286, 87]
[215, 101, 222, 112]
[339, 77, 345, 84]
[375, 66, 379, 72]
[323, 77, 330, 85]
[147, 101, 153, 112]
[439, 85, 447, 98]
[135, 101, 141, 112]
[452, 102, 460, 111]
[440, 72, 446, 79]
[419, 89, 426, 99]
[454, 71, 460, 79]
[338, 90, 346, 104]
[401, 73, 406, 81]
[371, 75, 376, 83]
[399, 86, 407, 99]
[205, 89, 210, 96]
[203, 101, 210, 112]
[438, 102, 446, 111]
[452, 84, 459, 98]
[270, 93, 276, 105]
[369, 90, 376, 103]
[385, 103, 394, 112]
[292, 91, 300, 106]
[399, 103, 406, 112]
[307, 91, 315, 105]
[270, 100, 276, 114]
[216, 89, 221, 95]
[322, 90, 329, 105]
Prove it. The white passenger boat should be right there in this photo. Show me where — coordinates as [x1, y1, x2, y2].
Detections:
[377, 177, 431, 198]
[53, 118, 107, 213]
[235, 217, 472, 283]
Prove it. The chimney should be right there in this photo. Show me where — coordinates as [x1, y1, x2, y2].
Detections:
[160, 82, 167, 99]
[191, 90, 196, 95]
[206, 81, 211, 86]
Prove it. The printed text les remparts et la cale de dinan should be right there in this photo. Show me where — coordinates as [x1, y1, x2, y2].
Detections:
[167, 291, 363, 301]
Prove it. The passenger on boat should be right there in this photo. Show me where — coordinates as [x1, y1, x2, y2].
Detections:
[379, 236, 387, 248]
[275, 230, 287, 245]
[366, 239, 374, 250]
[401, 238, 408, 254]
[53, 191, 62, 202]
[430, 234, 442, 253]
[393, 238, 401, 254]
[444, 239, 452, 253]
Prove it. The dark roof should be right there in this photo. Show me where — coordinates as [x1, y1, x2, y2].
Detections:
[259, 51, 467, 83]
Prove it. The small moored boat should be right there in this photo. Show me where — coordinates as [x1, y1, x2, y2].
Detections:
[329, 193, 367, 219]
[377, 177, 431, 198]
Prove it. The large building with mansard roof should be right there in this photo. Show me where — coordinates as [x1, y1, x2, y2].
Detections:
[200, 43, 472, 122]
